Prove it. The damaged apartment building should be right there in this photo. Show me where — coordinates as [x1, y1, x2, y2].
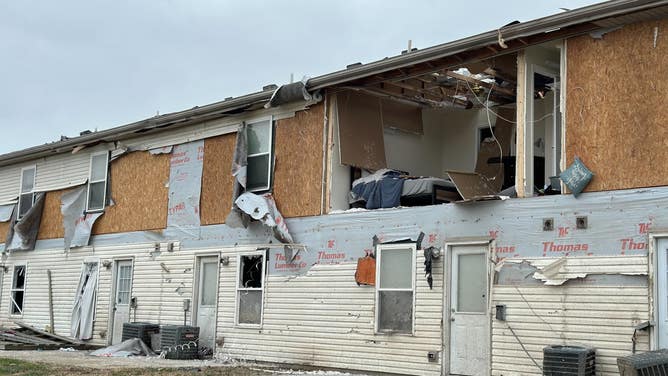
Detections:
[0, 0, 667, 375]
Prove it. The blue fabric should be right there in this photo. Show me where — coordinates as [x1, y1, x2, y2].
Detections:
[352, 173, 404, 209]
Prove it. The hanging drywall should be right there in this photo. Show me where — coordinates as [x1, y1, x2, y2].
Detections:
[336, 91, 387, 171]
[167, 141, 204, 229]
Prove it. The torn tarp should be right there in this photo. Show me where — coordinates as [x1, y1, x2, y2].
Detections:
[0, 204, 14, 222]
[226, 122, 250, 228]
[167, 141, 204, 228]
[61, 186, 103, 250]
[235, 192, 293, 243]
[5, 193, 45, 252]
[266, 81, 314, 108]
[90, 338, 155, 357]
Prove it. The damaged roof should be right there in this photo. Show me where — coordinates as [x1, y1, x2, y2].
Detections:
[1, 0, 667, 167]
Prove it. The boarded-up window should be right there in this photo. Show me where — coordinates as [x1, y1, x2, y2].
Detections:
[236, 252, 265, 326]
[375, 245, 415, 334]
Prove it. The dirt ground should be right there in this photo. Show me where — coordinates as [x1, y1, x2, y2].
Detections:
[0, 350, 368, 375]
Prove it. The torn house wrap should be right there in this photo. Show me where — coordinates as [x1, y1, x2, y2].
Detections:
[226, 122, 250, 228]
[61, 185, 103, 249]
[5, 192, 45, 252]
[235, 192, 294, 244]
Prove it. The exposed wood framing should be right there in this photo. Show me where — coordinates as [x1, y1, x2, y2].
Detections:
[515, 51, 527, 198]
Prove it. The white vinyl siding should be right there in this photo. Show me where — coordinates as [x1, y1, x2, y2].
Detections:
[492, 255, 649, 376]
[0, 244, 443, 376]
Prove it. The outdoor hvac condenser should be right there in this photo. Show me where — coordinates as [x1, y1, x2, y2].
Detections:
[617, 349, 668, 375]
[543, 345, 595, 376]
[159, 325, 200, 360]
[121, 322, 160, 347]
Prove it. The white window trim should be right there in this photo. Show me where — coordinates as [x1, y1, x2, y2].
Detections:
[246, 116, 274, 192]
[374, 243, 417, 335]
[234, 250, 266, 328]
[9, 263, 27, 316]
[17, 165, 36, 220]
[86, 151, 109, 212]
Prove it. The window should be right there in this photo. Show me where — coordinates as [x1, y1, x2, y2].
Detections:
[87, 152, 109, 211]
[17, 166, 36, 220]
[375, 244, 416, 334]
[10, 265, 26, 315]
[236, 252, 266, 326]
[246, 118, 273, 192]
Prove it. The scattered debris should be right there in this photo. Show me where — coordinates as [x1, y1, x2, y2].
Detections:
[0, 321, 97, 351]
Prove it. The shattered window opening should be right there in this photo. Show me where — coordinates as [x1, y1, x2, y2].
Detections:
[375, 245, 415, 334]
[236, 252, 266, 326]
[10, 265, 26, 315]
[86, 151, 109, 212]
[246, 118, 273, 192]
[17, 166, 36, 220]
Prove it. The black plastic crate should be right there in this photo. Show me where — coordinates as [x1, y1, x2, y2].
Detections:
[543, 345, 595, 376]
[160, 325, 199, 360]
[121, 322, 160, 347]
[618, 349, 668, 376]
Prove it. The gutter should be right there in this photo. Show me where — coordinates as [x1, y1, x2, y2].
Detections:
[306, 0, 668, 90]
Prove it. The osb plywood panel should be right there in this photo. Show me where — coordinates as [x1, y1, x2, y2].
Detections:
[566, 19, 668, 192]
[200, 133, 236, 225]
[0, 222, 8, 244]
[93, 151, 170, 234]
[37, 190, 67, 240]
[273, 103, 324, 217]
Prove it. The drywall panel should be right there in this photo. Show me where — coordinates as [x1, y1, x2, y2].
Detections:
[328, 96, 352, 212]
[492, 256, 649, 376]
[566, 19, 668, 192]
[272, 103, 325, 218]
[37, 189, 67, 240]
[383, 117, 445, 178]
[93, 151, 170, 234]
[336, 91, 387, 170]
[382, 99, 423, 134]
[200, 134, 236, 226]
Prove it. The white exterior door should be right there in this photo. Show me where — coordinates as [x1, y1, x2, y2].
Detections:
[657, 238, 668, 348]
[449, 245, 489, 376]
[195, 256, 219, 350]
[111, 260, 133, 345]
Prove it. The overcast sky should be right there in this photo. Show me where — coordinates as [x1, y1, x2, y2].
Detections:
[0, 0, 601, 155]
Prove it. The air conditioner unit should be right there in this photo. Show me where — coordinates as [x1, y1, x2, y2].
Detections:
[617, 349, 668, 376]
[121, 322, 160, 347]
[160, 325, 199, 360]
[543, 345, 595, 376]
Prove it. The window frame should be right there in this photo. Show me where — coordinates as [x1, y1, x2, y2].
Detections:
[17, 166, 36, 221]
[374, 243, 417, 335]
[9, 263, 27, 316]
[86, 151, 109, 212]
[234, 250, 266, 328]
[245, 116, 274, 193]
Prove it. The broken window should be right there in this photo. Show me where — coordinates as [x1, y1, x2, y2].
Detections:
[375, 244, 415, 334]
[86, 152, 109, 211]
[236, 252, 266, 325]
[17, 166, 36, 220]
[246, 118, 273, 192]
[10, 264, 26, 315]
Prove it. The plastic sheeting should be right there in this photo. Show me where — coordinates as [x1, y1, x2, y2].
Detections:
[226, 123, 249, 228]
[235, 192, 294, 243]
[70, 262, 98, 340]
[61, 186, 103, 250]
[90, 338, 155, 357]
[167, 141, 204, 229]
[0, 204, 14, 222]
[5, 192, 45, 252]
